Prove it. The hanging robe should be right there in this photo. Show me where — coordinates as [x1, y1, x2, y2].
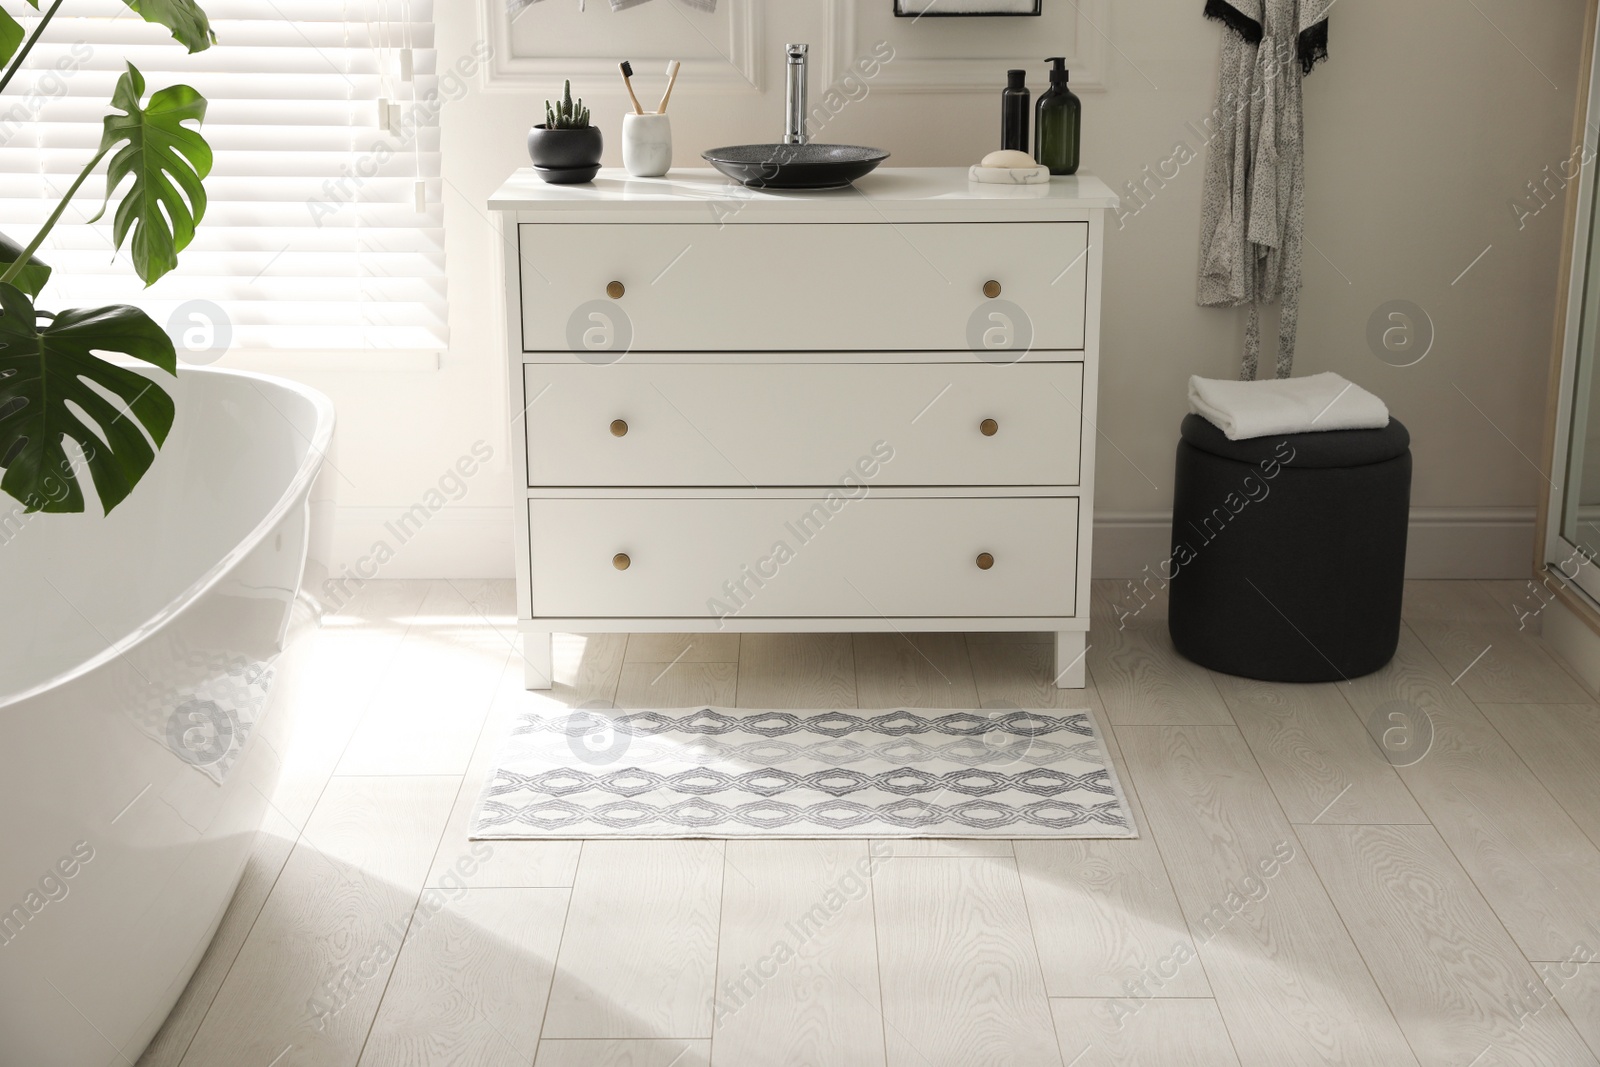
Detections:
[1196, 0, 1331, 380]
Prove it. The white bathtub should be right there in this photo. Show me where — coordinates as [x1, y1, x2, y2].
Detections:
[0, 367, 335, 1066]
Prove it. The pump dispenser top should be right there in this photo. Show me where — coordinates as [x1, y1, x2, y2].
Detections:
[1034, 56, 1080, 176]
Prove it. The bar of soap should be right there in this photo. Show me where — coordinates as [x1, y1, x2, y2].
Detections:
[968, 164, 1049, 185]
[981, 149, 1037, 168]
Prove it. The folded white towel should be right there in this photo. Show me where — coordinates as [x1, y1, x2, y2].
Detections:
[1188, 372, 1389, 441]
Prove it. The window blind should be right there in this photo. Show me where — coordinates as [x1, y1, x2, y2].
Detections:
[0, 0, 449, 354]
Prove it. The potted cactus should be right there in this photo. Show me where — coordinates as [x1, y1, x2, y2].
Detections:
[527, 80, 602, 183]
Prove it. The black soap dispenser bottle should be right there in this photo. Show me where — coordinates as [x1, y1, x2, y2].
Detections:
[1001, 69, 1030, 153]
[1034, 57, 1081, 176]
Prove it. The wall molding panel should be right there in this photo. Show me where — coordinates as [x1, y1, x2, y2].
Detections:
[479, 0, 1108, 98]
[482, 0, 763, 93]
[824, 0, 1109, 93]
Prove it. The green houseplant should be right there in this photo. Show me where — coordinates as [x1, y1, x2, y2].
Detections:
[0, 0, 216, 514]
[527, 79, 602, 183]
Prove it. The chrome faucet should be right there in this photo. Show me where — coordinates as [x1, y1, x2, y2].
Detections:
[784, 43, 809, 145]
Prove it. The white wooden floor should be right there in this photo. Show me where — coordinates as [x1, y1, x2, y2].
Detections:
[137, 579, 1600, 1067]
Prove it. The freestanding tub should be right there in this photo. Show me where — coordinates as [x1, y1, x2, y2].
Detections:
[0, 366, 335, 1066]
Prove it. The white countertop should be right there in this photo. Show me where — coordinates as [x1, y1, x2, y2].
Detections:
[488, 167, 1119, 223]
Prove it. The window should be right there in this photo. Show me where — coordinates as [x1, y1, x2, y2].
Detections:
[0, 0, 451, 354]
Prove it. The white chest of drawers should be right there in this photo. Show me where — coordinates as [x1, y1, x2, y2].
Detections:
[489, 167, 1117, 690]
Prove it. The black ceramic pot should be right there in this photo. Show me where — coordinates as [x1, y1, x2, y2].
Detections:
[527, 124, 603, 179]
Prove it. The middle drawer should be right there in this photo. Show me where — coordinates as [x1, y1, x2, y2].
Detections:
[523, 361, 1084, 487]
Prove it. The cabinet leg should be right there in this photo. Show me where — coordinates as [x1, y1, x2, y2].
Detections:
[523, 632, 553, 690]
[1054, 631, 1088, 689]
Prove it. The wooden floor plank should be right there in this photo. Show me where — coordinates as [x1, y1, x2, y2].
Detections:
[427, 637, 627, 891]
[178, 776, 459, 1067]
[967, 632, 1079, 708]
[359, 888, 569, 1067]
[734, 633, 857, 709]
[336, 581, 512, 776]
[158, 581, 1600, 1067]
[542, 842, 724, 1039]
[1016, 838, 1209, 999]
[871, 839, 1014, 857]
[1342, 628, 1600, 961]
[1116, 726, 1418, 1067]
[137, 814, 298, 1067]
[1404, 581, 1508, 627]
[1404, 581, 1591, 705]
[614, 661, 738, 710]
[851, 633, 979, 709]
[1050, 997, 1240, 1067]
[872, 857, 1061, 1067]
[1476, 703, 1600, 851]
[1479, 579, 1560, 634]
[1300, 823, 1597, 1066]
[1550, 964, 1600, 1062]
[551, 632, 630, 702]
[1087, 584, 1233, 728]
[1212, 673, 1426, 825]
[712, 841, 887, 1067]
[272, 579, 435, 828]
[534, 1040, 712, 1067]
[624, 633, 741, 664]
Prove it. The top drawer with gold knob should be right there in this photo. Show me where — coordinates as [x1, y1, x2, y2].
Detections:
[518, 222, 1089, 354]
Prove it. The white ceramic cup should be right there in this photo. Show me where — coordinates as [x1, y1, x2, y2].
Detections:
[622, 112, 672, 177]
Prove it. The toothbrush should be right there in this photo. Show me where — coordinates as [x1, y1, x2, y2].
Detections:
[656, 60, 681, 114]
[618, 61, 645, 115]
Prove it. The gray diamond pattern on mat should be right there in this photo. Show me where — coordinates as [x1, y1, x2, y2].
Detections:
[472, 706, 1137, 840]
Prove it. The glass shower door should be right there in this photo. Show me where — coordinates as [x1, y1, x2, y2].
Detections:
[1555, 102, 1600, 602]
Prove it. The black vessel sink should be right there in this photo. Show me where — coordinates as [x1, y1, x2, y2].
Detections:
[702, 143, 889, 190]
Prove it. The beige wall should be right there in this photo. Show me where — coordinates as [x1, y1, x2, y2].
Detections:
[235, 0, 1590, 579]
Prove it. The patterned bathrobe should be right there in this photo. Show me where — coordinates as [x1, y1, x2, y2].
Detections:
[1197, 0, 1332, 380]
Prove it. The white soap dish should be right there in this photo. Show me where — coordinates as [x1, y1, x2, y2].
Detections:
[968, 163, 1050, 186]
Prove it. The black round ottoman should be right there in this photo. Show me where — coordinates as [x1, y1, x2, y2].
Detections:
[1166, 413, 1411, 682]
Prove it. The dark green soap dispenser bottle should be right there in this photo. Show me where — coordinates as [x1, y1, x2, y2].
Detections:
[1034, 57, 1081, 176]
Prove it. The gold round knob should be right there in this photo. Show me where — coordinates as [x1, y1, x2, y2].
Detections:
[980, 418, 999, 437]
[613, 552, 631, 571]
[982, 279, 1002, 299]
[606, 280, 625, 300]
[976, 552, 995, 571]
[610, 419, 628, 437]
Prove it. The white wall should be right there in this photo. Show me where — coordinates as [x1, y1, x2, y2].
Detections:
[230, 0, 1590, 581]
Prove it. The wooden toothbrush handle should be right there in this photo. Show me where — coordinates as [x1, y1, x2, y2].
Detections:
[658, 63, 681, 114]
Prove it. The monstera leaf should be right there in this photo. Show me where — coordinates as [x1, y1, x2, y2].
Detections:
[121, 0, 216, 53]
[0, 232, 51, 298]
[0, 284, 177, 514]
[0, 9, 23, 68]
[92, 64, 211, 287]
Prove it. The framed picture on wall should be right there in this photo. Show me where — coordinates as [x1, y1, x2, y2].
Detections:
[894, 0, 1042, 15]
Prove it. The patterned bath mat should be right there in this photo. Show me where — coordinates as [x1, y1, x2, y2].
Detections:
[470, 706, 1137, 839]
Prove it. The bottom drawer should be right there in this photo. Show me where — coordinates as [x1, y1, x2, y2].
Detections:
[528, 496, 1079, 619]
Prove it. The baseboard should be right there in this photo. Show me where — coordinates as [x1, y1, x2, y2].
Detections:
[332, 505, 514, 580]
[332, 505, 1537, 582]
[1091, 508, 1537, 580]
